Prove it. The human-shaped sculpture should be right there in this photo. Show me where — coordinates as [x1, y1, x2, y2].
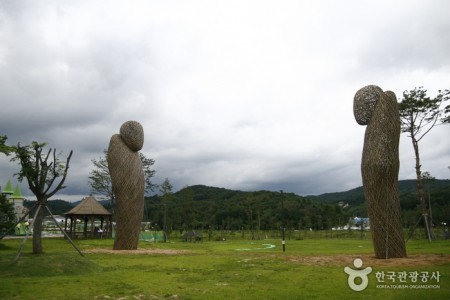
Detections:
[108, 120, 145, 250]
[354, 85, 407, 258]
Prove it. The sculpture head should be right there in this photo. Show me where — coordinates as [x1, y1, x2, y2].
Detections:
[353, 85, 383, 125]
[120, 120, 144, 151]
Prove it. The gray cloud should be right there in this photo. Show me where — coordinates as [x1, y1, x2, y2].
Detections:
[355, 1, 450, 73]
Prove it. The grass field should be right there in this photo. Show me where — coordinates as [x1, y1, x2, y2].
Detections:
[0, 235, 449, 300]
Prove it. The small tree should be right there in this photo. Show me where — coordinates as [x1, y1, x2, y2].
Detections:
[0, 194, 15, 234]
[89, 150, 156, 213]
[159, 178, 173, 241]
[398, 87, 449, 240]
[89, 150, 113, 203]
[1, 135, 17, 235]
[422, 171, 436, 236]
[10, 141, 72, 254]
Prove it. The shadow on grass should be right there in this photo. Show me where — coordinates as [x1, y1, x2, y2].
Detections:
[0, 242, 13, 250]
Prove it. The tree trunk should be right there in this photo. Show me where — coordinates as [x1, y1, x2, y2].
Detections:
[163, 201, 167, 242]
[32, 204, 45, 254]
[411, 137, 432, 241]
[257, 211, 261, 240]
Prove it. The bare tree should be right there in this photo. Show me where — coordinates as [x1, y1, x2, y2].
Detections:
[11, 141, 72, 254]
[399, 87, 449, 241]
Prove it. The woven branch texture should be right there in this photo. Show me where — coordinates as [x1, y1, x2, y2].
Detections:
[354, 85, 407, 259]
[108, 121, 145, 250]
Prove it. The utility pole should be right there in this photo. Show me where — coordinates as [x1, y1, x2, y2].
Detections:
[280, 190, 286, 252]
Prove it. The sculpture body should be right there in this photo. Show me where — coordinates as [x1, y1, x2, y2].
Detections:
[354, 85, 406, 259]
[108, 121, 145, 250]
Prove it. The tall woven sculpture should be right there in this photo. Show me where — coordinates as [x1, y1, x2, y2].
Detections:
[108, 121, 145, 250]
[354, 85, 407, 259]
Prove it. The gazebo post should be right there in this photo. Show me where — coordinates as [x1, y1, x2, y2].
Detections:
[72, 217, 75, 238]
[83, 216, 88, 238]
[91, 216, 95, 238]
[70, 216, 77, 238]
[74, 217, 78, 238]
[109, 216, 113, 238]
[64, 216, 68, 235]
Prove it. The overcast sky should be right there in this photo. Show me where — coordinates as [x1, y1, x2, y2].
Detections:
[1, 0, 449, 202]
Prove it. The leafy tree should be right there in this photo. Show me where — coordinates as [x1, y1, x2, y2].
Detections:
[89, 150, 156, 212]
[0, 194, 15, 234]
[9, 140, 72, 254]
[398, 87, 449, 240]
[88, 150, 112, 201]
[422, 171, 436, 235]
[0, 135, 14, 155]
[0, 135, 15, 235]
[159, 177, 173, 241]
[178, 185, 194, 231]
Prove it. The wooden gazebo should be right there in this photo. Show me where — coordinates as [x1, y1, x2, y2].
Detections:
[64, 196, 112, 239]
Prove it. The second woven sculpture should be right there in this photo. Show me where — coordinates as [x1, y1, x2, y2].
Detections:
[354, 85, 407, 259]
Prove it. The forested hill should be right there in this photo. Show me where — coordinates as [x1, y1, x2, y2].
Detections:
[24, 179, 450, 231]
[172, 179, 450, 206]
[305, 179, 450, 227]
[307, 179, 450, 204]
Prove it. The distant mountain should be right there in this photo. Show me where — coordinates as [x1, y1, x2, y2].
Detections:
[71, 198, 110, 207]
[307, 186, 364, 205]
[305, 179, 450, 225]
[172, 179, 450, 206]
[23, 199, 75, 216]
[308, 179, 450, 205]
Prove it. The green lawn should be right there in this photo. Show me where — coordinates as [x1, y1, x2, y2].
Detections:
[0, 236, 449, 299]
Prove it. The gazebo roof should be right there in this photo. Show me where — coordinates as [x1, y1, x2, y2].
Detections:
[65, 196, 112, 216]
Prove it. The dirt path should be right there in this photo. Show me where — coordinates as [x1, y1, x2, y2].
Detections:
[287, 254, 450, 267]
[85, 248, 187, 255]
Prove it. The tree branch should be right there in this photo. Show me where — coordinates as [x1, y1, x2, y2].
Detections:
[46, 150, 73, 199]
